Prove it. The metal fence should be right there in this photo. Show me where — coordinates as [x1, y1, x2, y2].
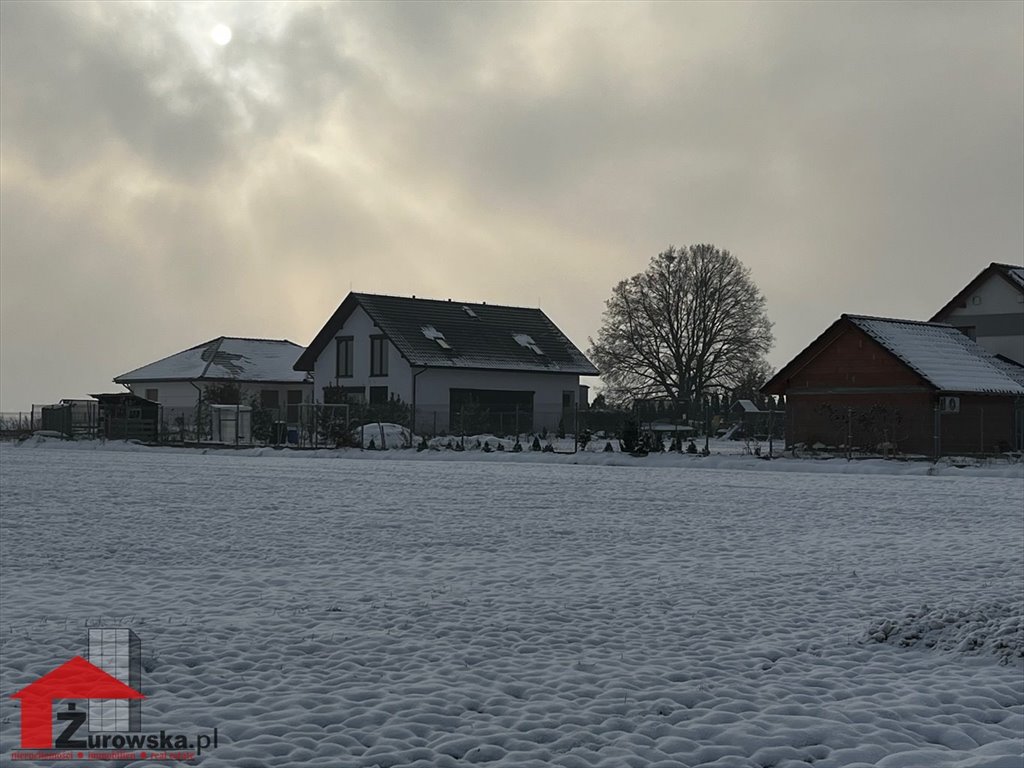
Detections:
[782, 400, 1024, 459]
[2, 400, 766, 452]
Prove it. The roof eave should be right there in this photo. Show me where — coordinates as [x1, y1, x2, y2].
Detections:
[930, 263, 1024, 322]
[294, 293, 360, 371]
[406, 361, 599, 376]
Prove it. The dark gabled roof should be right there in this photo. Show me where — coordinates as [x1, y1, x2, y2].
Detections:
[294, 293, 598, 375]
[930, 262, 1024, 321]
[115, 337, 309, 384]
[763, 314, 1024, 396]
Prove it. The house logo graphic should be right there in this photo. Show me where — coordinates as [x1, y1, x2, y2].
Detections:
[9, 629, 218, 761]
[12, 629, 143, 749]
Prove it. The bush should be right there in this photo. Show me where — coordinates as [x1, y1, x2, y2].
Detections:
[619, 419, 639, 453]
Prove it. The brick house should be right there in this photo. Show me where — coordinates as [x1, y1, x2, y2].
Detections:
[762, 314, 1024, 456]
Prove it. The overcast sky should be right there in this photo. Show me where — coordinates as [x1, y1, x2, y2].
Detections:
[1, 1, 1021, 412]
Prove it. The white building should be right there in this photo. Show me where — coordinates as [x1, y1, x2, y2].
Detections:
[114, 337, 312, 425]
[930, 262, 1024, 365]
[293, 293, 598, 435]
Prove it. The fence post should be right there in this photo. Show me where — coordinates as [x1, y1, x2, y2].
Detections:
[846, 407, 852, 461]
[980, 406, 984, 456]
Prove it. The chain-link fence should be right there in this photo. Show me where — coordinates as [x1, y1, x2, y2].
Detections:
[782, 399, 1024, 459]
[3, 399, 775, 454]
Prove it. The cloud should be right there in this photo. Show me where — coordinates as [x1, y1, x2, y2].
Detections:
[0, 1, 240, 181]
[1, 0, 1021, 410]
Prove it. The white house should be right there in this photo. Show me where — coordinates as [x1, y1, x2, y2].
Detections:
[114, 337, 313, 425]
[293, 293, 599, 435]
[930, 262, 1024, 365]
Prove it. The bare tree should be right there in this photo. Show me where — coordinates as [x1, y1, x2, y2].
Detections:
[729, 358, 776, 409]
[588, 244, 773, 410]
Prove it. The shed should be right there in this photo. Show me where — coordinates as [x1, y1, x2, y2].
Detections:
[762, 315, 1024, 456]
[40, 399, 98, 438]
[90, 393, 160, 442]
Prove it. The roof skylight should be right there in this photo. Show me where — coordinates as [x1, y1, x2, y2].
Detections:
[422, 325, 452, 350]
[513, 333, 544, 355]
[462, 306, 478, 318]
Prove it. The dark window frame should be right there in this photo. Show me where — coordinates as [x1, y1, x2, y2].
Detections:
[336, 336, 354, 378]
[286, 390, 303, 424]
[370, 335, 389, 377]
[260, 389, 280, 409]
[340, 386, 365, 403]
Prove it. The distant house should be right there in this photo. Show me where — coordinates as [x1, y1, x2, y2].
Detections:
[114, 337, 312, 425]
[729, 399, 763, 418]
[930, 262, 1024, 365]
[727, 399, 783, 440]
[762, 314, 1024, 456]
[293, 293, 598, 434]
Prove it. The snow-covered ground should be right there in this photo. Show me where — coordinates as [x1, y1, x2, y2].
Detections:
[1, 443, 1022, 767]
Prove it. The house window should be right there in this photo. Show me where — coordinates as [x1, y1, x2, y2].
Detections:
[370, 336, 388, 377]
[144, 388, 158, 402]
[260, 390, 280, 410]
[369, 386, 388, 405]
[128, 407, 141, 419]
[336, 337, 353, 378]
[338, 386, 365, 403]
[286, 390, 303, 424]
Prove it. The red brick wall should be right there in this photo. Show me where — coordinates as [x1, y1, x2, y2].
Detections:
[785, 392, 935, 455]
[776, 323, 1021, 455]
[784, 325, 924, 390]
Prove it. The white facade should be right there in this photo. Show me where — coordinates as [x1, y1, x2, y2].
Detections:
[312, 307, 412, 401]
[936, 271, 1024, 364]
[311, 307, 582, 434]
[122, 380, 312, 424]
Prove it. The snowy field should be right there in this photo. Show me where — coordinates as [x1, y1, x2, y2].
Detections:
[1, 443, 1022, 768]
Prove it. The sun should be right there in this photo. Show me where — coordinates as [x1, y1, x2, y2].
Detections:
[210, 24, 232, 46]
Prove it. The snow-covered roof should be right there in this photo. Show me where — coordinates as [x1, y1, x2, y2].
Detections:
[115, 337, 309, 384]
[847, 316, 1024, 394]
[731, 399, 762, 413]
[1003, 264, 1024, 291]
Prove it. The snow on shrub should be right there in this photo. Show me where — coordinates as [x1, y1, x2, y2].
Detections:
[861, 602, 1024, 663]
